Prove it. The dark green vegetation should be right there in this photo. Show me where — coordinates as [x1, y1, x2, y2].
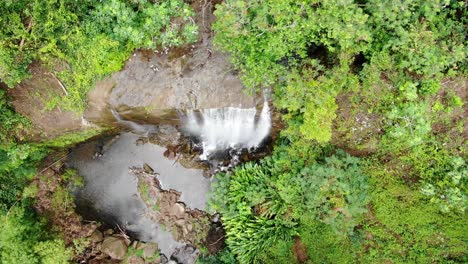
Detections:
[199, 0, 467, 263]
[0, 0, 197, 263]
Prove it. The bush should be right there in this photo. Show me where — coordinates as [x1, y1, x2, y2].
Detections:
[0, 203, 72, 264]
[210, 149, 369, 263]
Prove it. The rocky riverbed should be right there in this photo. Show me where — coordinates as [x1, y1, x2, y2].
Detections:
[67, 132, 217, 263]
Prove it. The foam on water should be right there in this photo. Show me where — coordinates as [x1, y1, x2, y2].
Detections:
[183, 102, 271, 160]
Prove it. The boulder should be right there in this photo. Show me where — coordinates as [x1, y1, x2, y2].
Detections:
[103, 229, 114, 235]
[142, 242, 159, 259]
[101, 236, 128, 260]
[89, 230, 104, 243]
[143, 163, 154, 174]
[171, 245, 199, 264]
[170, 203, 186, 219]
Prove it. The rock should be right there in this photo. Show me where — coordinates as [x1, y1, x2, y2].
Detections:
[171, 245, 199, 264]
[163, 149, 177, 160]
[103, 228, 114, 235]
[127, 256, 145, 264]
[149, 125, 182, 146]
[130, 240, 140, 249]
[175, 219, 186, 226]
[170, 203, 185, 218]
[85, 45, 259, 126]
[182, 226, 189, 236]
[143, 163, 154, 174]
[6, 64, 84, 140]
[136, 137, 147, 146]
[159, 254, 168, 263]
[101, 236, 128, 260]
[112, 234, 130, 246]
[212, 213, 220, 223]
[178, 156, 209, 170]
[141, 242, 159, 259]
[89, 230, 104, 243]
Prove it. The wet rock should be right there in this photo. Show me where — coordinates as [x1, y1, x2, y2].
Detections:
[163, 149, 177, 160]
[143, 163, 154, 174]
[178, 156, 208, 170]
[90, 230, 104, 243]
[135, 166, 211, 246]
[171, 245, 199, 264]
[149, 125, 182, 146]
[160, 255, 169, 264]
[101, 236, 128, 260]
[136, 137, 148, 146]
[86, 46, 259, 126]
[212, 213, 220, 223]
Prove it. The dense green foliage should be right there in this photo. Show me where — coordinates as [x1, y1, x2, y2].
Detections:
[0, 90, 101, 263]
[0, 0, 197, 112]
[210, 150, 369, 263]
[210, 0, 467, 263]
[0, 203, 72, 264]
[0, 91, 46, 213]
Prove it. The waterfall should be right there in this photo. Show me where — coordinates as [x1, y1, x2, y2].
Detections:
[183, 102, 271, 160]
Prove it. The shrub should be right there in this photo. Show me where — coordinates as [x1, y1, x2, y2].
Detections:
[0, 203, 72, 264]
[210, 149, 369, 263]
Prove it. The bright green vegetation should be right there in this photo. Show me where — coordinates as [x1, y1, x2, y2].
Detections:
[209, 150, 368, 263]
[0, 92, 100, 263]
[0, 0, 197, 112]
[0, 203, 72, 264]
[200, 0, 467, 263]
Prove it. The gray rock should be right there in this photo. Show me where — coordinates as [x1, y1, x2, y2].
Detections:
[171, 245, 199, 264]
[85, 41, 260, 125]
[101, 236, 128, 260]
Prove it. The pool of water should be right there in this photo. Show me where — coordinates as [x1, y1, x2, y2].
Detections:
[67, 132, 211, 258]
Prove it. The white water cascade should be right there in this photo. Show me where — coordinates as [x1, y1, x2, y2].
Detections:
[183, 102, 271, 160]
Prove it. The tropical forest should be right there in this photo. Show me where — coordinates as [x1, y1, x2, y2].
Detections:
[0, 0, 466, 263]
